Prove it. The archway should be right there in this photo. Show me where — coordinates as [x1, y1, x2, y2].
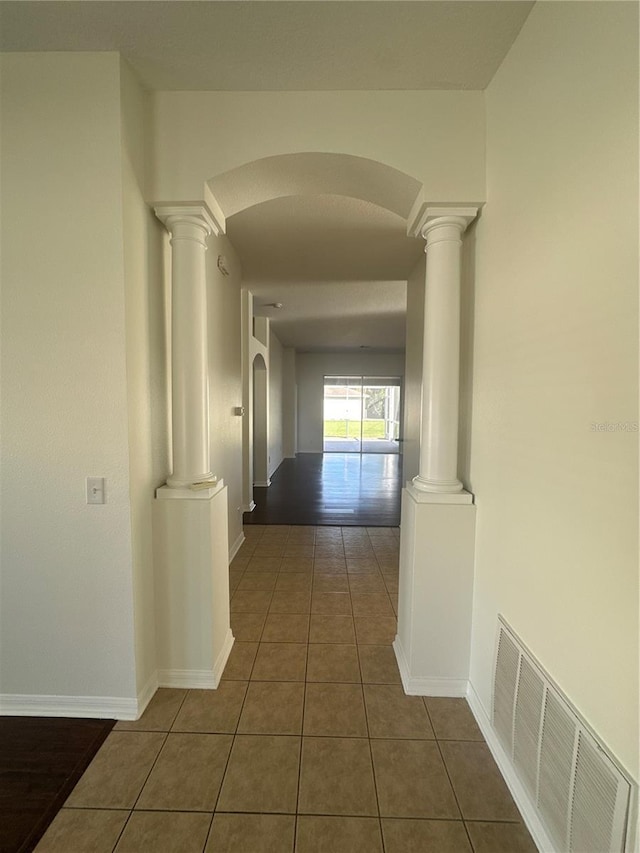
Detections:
[201, 152, 478, 699]
[207, 151, 425, 512]
[207, 152, 422, 220]
[252, 353, 269, 488]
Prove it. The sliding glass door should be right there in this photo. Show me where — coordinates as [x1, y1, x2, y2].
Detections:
[323, 375, 402, 453]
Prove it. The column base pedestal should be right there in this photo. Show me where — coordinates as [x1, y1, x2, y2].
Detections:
[153, 481, 233, 688]
[406, 482, 473, 504]
[411, 475, 466, 496]
[394, 485, 476, 696]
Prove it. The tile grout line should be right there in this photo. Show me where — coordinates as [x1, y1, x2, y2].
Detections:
[291, 523, 309, 849]
[430, 721, 477, 852]
[113, 728, 170, 849]
[360, 528, 386, 852]
[204, 638, 258, 851]
[294, 607, 311, 851]
[198, 813, 215, 853]
[284, 523, 305, 852]
[207, 523, 277, 851]
[112, 682, 192, 852]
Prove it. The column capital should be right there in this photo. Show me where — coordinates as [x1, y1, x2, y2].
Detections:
[421, 207, 476, 240]
[420, 207, 478, 244]
[407, 201, 478, 239]
[154, 202, 224, 239]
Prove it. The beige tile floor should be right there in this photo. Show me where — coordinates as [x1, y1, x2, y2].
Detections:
[36, 525, 537, 853]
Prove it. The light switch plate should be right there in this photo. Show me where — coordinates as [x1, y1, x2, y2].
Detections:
[86, 477, 105, 504]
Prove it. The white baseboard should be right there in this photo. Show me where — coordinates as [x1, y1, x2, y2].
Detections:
[158, 629, 235, 690]
[253, 480, 271, 487]
[393, 637, 469, 697]
[229, 531, 245, 563]
[213, 628, 235, 684]
[0, 692, 139, 720]
[1, 670, 158, 722]
[157, 669, 218, 689]
[243, 501, 256, 513]
[466, 681, 553, 853]
[135, 671, 158, 720]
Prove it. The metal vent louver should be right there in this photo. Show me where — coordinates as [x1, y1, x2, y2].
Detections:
[492, 618, 634, 853]
[493, 626, 519, 752]
[539, 690, 576, 848]
[570, 731, 627, 853]
[513, 656, 544, 799]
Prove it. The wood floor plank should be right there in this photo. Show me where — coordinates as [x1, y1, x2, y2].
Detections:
[0, 716, 115, 853]
[244, 453, 402, 527]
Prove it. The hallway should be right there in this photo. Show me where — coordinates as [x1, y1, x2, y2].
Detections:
[245, 453, 402, 527]
[36, 525, 535, 853]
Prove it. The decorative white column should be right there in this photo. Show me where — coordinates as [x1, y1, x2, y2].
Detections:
[412, 207, 477, 495]
[394, 204, 478, 698]
[151, 202, 234, 692]
[155, 204, 220, 489]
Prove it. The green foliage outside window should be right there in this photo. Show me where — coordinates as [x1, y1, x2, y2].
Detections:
[323, 419, 386, 439]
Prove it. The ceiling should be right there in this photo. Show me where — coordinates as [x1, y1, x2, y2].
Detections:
[251, 279, 408, 352]
[0, 1, 534, 92]
[1, 0, 534, 352]
[229, 195, 424, 284]
[231, 195, 422, 351]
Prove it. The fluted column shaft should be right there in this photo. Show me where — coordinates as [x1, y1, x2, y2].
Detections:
[412, 209, 476, 494]
[156, 205, 218, 488]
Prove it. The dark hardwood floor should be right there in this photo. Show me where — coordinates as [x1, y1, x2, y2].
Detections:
[244, 452, 402, 527]
[0, 716, 115, 853]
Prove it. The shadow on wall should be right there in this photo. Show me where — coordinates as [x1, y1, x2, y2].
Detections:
[252, 353, 268, 486]
[459, 218, 477, 490]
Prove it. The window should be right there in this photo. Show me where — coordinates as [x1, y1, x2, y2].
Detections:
[323, 376, 402, 454]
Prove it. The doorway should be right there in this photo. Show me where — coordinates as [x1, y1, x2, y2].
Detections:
[252, 354, 269, 486]
[322, 375, 402, 453]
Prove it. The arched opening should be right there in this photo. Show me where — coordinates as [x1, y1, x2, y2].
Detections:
[207, 151, 427, 524]
[252, 353, 269, 488]
[207, 152, 423, 220]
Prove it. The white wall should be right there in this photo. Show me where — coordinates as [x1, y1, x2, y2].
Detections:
[282, 348, 297, 458]
[402, 257, 426, 484]
[120, 59, 170, 698]
[207, 236, 244, 553]
[297, 352, 405, 452]
[268, 328, 284, 477]
[470, 2, 638, 779]
[150, 90, 485, 202]
[458, 226, 477, 490]
[0, 53, 138, 703]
